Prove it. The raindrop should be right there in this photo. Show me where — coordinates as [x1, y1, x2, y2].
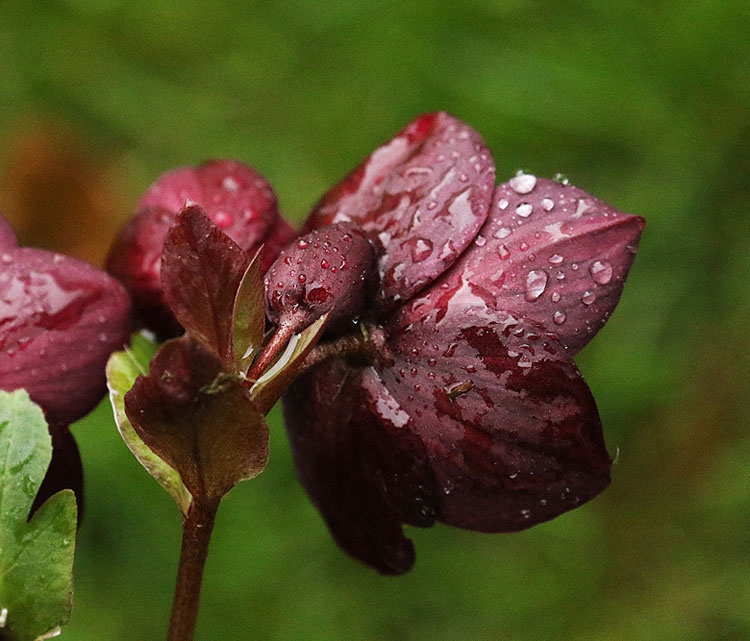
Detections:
[524, 270, 548, 301]
[553, 172, 570, 185]
[410, 238, 433, 263]
[498, 245, 511, 260]
[222, 176, 240, 192]
[519, 242, 530, 251]
[516, 203, 533, 217]
[1, 254, 12, 265]
[589, 260, 613, 285]
[548, 254, 564, 264]
[509, 173, 537, 194]
[213, 211, 232, 228]
[297, 239, 309, 249]
[541, 198, 554, 211]
[474, 235, 486, 247]
[551, 292, 561, 303]
[493, 227, 512, 239]
[582, 290, 596, 305]
[498, 198, 509, 210]
[553, 311, 567, 325]
[297, 274, 307, 284]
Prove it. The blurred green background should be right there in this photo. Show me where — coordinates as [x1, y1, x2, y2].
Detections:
[1, 1, 749, 639]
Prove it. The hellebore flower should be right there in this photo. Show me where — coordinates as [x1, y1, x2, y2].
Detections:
[278, 112, 645, 574]
[107, 159, 296, 337]
[0, 212, 131, 508]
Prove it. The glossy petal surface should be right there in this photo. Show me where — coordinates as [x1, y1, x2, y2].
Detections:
[284, 359, 436, 575]
[306, 112, 495, 311]
[0, 213, 17, 250]
[265, 222, 375, 333]
[406, 176, 645, 354]
[382, 305, 610, 532]
[108, 160, 293, 335]
[0, 249, 131, 424]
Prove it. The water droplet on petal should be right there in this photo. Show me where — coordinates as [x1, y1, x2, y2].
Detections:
[498, 198, 509, 210]
[589, 260, 613, 284]
[474, 235, 486, 247]
[222, 176, 240, 192]
[524, 270, 548, 301]
[493, 227, 512, 239]
[582, 290, 596, 305]
[510, 173, 537, 194]
[549, 254, 564, 264]
[213, 211, 232, 228]
[498, 245, 511, 260]
[553, 172, 570, 185]
[516, 203, 533, 217]
[410, 238, 433, 263]
[541, 198, 554, 211]
[553, 311, 567, 325]
[1, 254, 12, 265]
[550, 291, 561, 302]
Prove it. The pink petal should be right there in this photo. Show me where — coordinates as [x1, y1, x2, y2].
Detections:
[0, 249, 131, 424]
[382, 304, 610, 532]
[109, 160, 292, 336]
[403, 176, 645, 354]
[305, 112, 495, 312]
[283, 358, 437, 574]
[0, 213, 17, 250]
[138, 159, 280, 246]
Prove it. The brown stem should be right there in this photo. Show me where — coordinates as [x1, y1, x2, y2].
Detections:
[167, 500, 218, 641]
[298, 323, 386, 373]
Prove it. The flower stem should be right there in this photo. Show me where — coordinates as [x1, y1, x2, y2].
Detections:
[245, 321, 296, 383]
[167, 500, 219, 641]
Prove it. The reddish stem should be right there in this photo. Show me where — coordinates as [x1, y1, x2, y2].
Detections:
[245, 321, 296, 383]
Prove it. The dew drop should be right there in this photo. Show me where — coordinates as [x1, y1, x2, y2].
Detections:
[519, 242, 530, 251]
[493, 227, 512, 239]
[550, 291, 561, 302]
[553, 172, 570, 185]
[474, 235, 486, 247]
[553, 311, 567, 325]
[320, 259, 329, 269]
[524, 270, 548, 301]
[297, 274, 307, 284]
[516, 203, 533, 217]
[498, 244, 511, 260]
[213, 211, 232, 228]
[548, 254, 564, 264]
[498, 198, 509, 210]
[222, 176, 240, 192]
[297, 239, 309, 249]
[582, 290, 596, 305]
[589, 260, 613, 285]
[541, 198, 554, 211]
[410, 238, 433, 263]
[1, 254, 12, 265]
[509, 173, 537, 194]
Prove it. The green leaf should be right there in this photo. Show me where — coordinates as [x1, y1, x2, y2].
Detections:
[231, 249, 265, 375]
[124, 337, 269, 504]
[106, 332, 191, 516]
[0, 390, 76, 641]
[250, 313, 329, 414]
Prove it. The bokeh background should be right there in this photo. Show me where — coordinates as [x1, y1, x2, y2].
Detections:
[1, 1, 749, 639]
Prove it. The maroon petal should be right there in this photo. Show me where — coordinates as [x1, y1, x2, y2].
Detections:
[108, 160, 292, 335]
[283, 358, 438, 575]
[0, 248, 131, 424]
[0, 213, 17, 250]
[382, 303, 610, 532]
[138, 159, 281, 245]
[30, 423, 84, 521]
[305, 112, 495, 312]
[405, 176, 644, 354]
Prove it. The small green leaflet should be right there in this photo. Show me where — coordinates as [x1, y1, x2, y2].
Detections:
[231, 250, 265, 375]
[106, 332, 191, 516]
[0, 390, 76, 641]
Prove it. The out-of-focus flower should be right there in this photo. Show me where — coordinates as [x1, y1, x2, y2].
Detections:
[280, 112, 645, 574]
[107, 160, 296, 336]
[0, 212, 131, 509]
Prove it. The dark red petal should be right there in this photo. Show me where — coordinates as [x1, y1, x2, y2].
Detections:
[160, 206, 251, 367]
[406, 176, 644, 354]
[30, 423, 84, 522]
[305, 112, 495, 312]
[264, 222, 376, 334]
[108, 160, 291, 336]
[0, 213, 17, 250]
[138, 159, 280, 246]
[283, 358, 438, 575]
[383, 305, 610, 531]
[0, 248, 131, 424]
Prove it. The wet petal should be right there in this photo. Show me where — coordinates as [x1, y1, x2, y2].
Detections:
[0, 248, 131, 424]
[405, 177, 644, 354]
[0, 213, 17, 250]
[108, 160, 291, 336]
[383, 304, 610, 531]
[283, 358, 438, 574]
[138, 159, 281, 246]
[305, 112, 495, 312]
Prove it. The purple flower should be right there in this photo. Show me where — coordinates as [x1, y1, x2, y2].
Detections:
[0, 212, 131, 509]
[280, 112, 645, 574]
[107, 159, 296, 336]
